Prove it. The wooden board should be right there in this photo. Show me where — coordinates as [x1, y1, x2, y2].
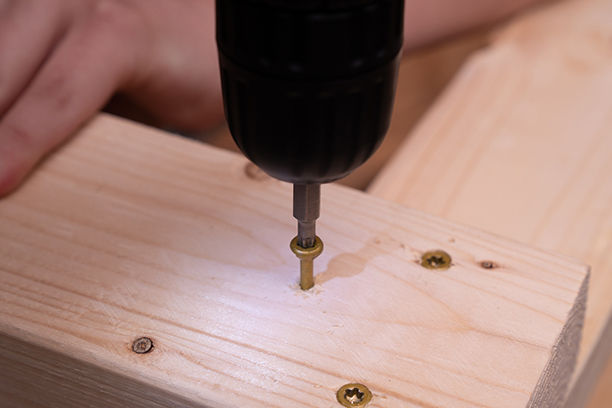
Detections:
[0, 114, 588, 407]
[368, 0, 612, 406]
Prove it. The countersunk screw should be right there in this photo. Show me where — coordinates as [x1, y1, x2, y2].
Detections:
[421, 250, 452, 270]
[337, 383, 372, 407]
[132, 337, 153, 354]
[290, 235, 324, 290]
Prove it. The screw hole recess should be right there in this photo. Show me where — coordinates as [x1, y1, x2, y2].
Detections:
[337, 383, 372, 407]
[420, 250, 452, 270]
[244, 162, 268, 181]
[480, 260, 498, 269]
[132, 337, 153, 354]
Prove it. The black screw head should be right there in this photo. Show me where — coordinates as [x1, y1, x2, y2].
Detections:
[132, 337, 153, 354]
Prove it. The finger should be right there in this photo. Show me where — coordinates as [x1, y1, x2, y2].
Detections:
[0, 10, 138, 196]
[0, 0, 74, 115]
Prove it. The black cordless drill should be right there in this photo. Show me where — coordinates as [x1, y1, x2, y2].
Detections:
[216, 0, 404, 289]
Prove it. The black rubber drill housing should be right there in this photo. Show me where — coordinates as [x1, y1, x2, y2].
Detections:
[216, 0, 404, 184]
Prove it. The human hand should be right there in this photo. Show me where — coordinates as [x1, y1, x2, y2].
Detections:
[0, 0, 223, 197]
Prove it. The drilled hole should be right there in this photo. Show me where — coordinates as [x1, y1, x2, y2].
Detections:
[480, 260, 498, 269]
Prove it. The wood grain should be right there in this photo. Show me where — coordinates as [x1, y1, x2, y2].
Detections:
[369, 0, 612, 405]
[0, 114, 588, 407]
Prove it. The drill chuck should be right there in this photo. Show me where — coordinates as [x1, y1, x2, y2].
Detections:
[216, 0, 404, 184]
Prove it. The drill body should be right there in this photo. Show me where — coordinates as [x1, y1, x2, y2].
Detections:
[216, 0, 404, 184]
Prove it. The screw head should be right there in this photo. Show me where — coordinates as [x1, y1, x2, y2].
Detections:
[421, 250, 452, 270]
[290, 235, 324, 259]
[337, 383, 372, 407]
[132, 337, 153, 354]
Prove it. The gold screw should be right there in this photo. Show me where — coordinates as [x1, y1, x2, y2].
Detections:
[421, 250, 452, 270]
[290, 236, 323, 290]
[132, 337, 153, 354]
[337, 383, 372, 407]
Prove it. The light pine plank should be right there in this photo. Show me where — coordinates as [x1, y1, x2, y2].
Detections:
[369, 0, 612, 405]
[0, 114, 588, 407]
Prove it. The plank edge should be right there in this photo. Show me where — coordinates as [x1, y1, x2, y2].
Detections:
[528, 269, 589, 407]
